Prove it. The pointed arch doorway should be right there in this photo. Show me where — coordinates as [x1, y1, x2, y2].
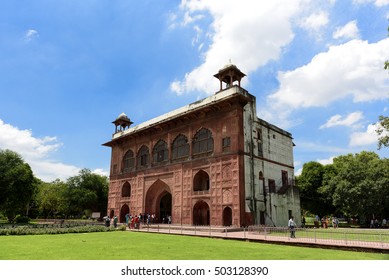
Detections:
[145, 179, 172, 223]
[120, 204, 129, 223]
[193, 200, 210, 226]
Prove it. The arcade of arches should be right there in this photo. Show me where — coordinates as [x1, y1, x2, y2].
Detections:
[114, 170, 235, 226]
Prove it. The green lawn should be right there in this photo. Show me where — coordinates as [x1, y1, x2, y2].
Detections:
[0, 231, 387, 260]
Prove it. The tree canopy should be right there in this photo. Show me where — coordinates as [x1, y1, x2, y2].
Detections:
[64, 169, 108, 218]
[1, 149, 109, 221]
[298, 151, 389, 222]
[0, 149, 36, 221]
[297, 161, 335, 217]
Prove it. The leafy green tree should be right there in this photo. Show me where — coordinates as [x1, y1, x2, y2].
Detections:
[325, 152, 389, 222]
[63, 169, 108, 218]
[297, 161, 334, 216]
[377, 115, 389, 149]
[36, 179, 67, 218]
[0, 149, 36, 221]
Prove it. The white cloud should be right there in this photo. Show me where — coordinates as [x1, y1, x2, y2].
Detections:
[320, 111, 364, 129]
[265, 39, 389, 127]
[299, 11, 329, 32]
[353, 0, 389, 6]
[349, 123, 385, 147]
[316, 156, 335, 165]
[349, 124, 379, 147]
[170, 0, 304, 95]
[24, 29, 39, 42]
[92, 168, 109, 177]
[333, 20, 360, 40]
[0, 119, 80, 182]
[294, 167, 303, 176]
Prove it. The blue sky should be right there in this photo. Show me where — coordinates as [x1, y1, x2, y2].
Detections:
[0, 0, 388, 181]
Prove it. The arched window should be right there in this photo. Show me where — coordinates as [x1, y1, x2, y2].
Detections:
[193, 170, 210, 191]
[153, 140, 168, 163]
[172, 134, 189, 160]
[137, 145, 149, 167]
[123, 150, 135, 172]
[121, 182, 131, 197]
[192, 128, 213, 156]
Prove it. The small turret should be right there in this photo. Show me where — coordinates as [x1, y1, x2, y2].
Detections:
[112, 113, 133, 133]
[214, 63, 246, 92]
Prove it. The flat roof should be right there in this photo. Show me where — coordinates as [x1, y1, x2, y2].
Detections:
[110, 86, 251, 140]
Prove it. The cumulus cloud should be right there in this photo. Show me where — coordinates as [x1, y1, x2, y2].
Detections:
[316, 156, 335, 165]
[0, 119, 80, 182]
[24, 29, 39, 42]
[170, 0, 303, 95]
[353, 0, 389, 6]
[265, 39, 389, 126]
[92, 168, 109, 177]
[299, 11, 329, 32]
[333, 20, 360, 40]
[320, 111, 364, 129]
[349, 123, 386, 147]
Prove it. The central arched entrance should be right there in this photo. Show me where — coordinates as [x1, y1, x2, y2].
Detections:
[120, 204, 129, 223]
[159, 192, 172, 223]
[145, 179, 172, 224]
[193, 200, 210, 225]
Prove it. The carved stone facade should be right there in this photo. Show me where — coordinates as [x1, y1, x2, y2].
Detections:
[104, 64, 300, 227]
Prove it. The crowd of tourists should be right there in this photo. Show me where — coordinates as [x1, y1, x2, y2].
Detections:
[102, 213, 173, 229]
[124, 213, 172, 229]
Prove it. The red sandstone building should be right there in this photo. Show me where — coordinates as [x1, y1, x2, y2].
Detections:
[104, 64, 300, 227]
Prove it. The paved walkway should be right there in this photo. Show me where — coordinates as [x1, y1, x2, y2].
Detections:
[129, 224, 389, 253]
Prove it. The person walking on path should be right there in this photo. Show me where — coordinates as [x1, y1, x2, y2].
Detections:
[288, 216, 296, 238]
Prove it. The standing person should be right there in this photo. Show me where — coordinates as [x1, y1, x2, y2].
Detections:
[302, 216, 306, 228]
[125, 213, 129, 228]
[288, 216, 296, 238]
[382, 218, 387, 228]
[113, 215, 118, 228]
[314, 215, 319, 228]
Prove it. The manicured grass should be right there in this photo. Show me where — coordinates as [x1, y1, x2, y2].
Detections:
[0, 231, 388, 260]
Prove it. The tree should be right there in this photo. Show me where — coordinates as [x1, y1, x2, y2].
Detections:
[36, 179, 67, 218]
[325, 152, 389, 222]
[0, 149, 36, 221]
[297, 161, 334, 216]
[63, 169, 108, 218]
[377, 115, 389, 149]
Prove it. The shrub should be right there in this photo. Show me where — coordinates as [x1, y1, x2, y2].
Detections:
[0, 225, 114, 236]
[118, 225, 127, 231]
[13, 215, 30, 224]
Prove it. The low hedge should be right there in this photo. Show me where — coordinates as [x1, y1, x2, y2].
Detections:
[0, 225, 126, 236]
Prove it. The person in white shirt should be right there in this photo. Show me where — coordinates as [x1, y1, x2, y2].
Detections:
[288, 216, 296, 238]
